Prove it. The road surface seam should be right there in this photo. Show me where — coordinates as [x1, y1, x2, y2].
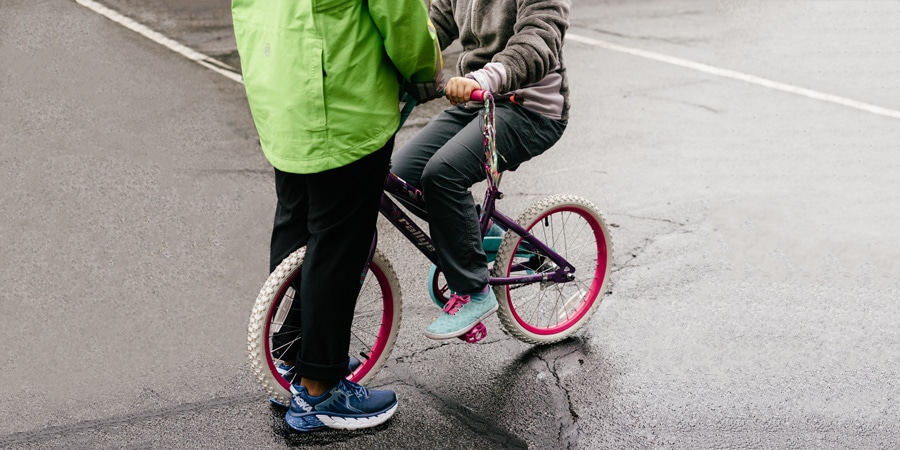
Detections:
[0, 392, 260, 446]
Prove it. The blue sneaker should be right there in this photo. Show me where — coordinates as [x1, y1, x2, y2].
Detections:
[424, 288, 498, 340]
[270, 358, 363, 409]
[284, 379, 398, 432]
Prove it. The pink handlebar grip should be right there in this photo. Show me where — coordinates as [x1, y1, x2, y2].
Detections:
[469, 89, 487, 102]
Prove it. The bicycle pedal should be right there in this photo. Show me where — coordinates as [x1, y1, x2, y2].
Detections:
[458, 322, 487, 343]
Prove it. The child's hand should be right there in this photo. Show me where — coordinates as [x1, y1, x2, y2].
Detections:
[445, 77, 482, 106]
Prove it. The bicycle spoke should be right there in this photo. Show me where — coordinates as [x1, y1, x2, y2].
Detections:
[551, 283, 569, 325]
[565, 220, 594, 270]
[523, 283, 545, 325]
[349, 327, 377, 353]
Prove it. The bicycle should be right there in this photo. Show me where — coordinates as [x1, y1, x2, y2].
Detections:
[248, 91, 614, 406]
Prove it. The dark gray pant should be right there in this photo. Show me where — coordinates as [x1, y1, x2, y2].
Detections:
[391, 103, 566, 294]
[270, 141, 392, 383]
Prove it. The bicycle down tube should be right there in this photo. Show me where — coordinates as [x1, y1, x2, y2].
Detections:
[379, 174, 441, 266]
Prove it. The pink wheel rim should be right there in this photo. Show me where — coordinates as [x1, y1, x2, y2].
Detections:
[504, 206, 608, 335]
[264, 262, 395, 390]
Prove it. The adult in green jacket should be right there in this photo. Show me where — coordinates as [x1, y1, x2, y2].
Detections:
[234, 0, 441, 173]
[233, 0, 442, 433]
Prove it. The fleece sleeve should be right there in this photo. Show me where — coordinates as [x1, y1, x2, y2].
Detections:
[492, 0, 569, 91]
[428, 0, 458, 50]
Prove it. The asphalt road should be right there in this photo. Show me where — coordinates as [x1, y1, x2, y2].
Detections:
[2, 0, 899, 448]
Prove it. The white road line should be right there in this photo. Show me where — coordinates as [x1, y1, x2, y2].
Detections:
[567, 33, 900, 120]
[75, 0, 244, 84]
[196, 60, 244, 84]
[76, 0, 898, 121]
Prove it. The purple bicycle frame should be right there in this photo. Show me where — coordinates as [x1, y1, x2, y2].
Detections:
[377, 173, 577, 286]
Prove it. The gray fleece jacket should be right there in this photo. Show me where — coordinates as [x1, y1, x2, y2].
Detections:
[430, 0, 571, 120]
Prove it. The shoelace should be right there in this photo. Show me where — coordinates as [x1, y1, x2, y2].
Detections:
[341, 379, 370, 399]
[442, 294, 471, 315]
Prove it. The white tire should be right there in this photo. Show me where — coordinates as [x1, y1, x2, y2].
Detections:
[248, 247, 402, 405]
[493, 195, 613, 344]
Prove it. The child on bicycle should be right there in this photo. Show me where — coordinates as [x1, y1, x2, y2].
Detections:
[233, 0, 442, 433]
[391, 0, 571, 339]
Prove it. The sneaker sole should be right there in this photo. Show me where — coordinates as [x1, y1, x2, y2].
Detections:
[284, 402, 398, 432]
[284, 411, 329, 433]
[423, 303, 499, 340]
[318, 403, 398, 430]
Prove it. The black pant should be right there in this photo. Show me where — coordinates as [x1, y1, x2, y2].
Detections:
[269, 140, 392, 383]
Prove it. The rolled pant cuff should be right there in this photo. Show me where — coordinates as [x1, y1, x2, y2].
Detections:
[296, 358, 350, 384]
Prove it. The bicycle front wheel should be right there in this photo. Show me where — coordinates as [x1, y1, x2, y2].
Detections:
[247, 247, 402, 406]
[493, 195, 613, 344]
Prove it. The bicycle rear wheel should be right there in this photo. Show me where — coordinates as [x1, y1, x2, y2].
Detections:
[247, 247, 402, 406]
[493, 194, 612, 344]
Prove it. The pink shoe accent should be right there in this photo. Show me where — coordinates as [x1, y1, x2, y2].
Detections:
[442, 294, 471, 315]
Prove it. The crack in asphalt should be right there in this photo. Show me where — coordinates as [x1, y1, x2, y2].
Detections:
[617, 214, 685, 227]
[382, 365, 530, 449]
[610, 214, 692, 283]
[385, 334, 591, 449]
[637, 92, 722, 114]
[390, 340, 459, 364]
[391, 335, 509, 365]
[535, 346, 584, 450]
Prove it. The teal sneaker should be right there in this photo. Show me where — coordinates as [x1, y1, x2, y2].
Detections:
[424, 288, 498, 340]
[485, 222, 504, 237]
[483, 222, 504, 262]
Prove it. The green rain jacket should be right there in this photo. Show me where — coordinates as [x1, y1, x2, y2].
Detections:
[233, 0, 441, 174]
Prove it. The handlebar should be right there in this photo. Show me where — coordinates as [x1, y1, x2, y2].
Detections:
[400, 89, 491, 128]
[469, 89, 488, 102]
